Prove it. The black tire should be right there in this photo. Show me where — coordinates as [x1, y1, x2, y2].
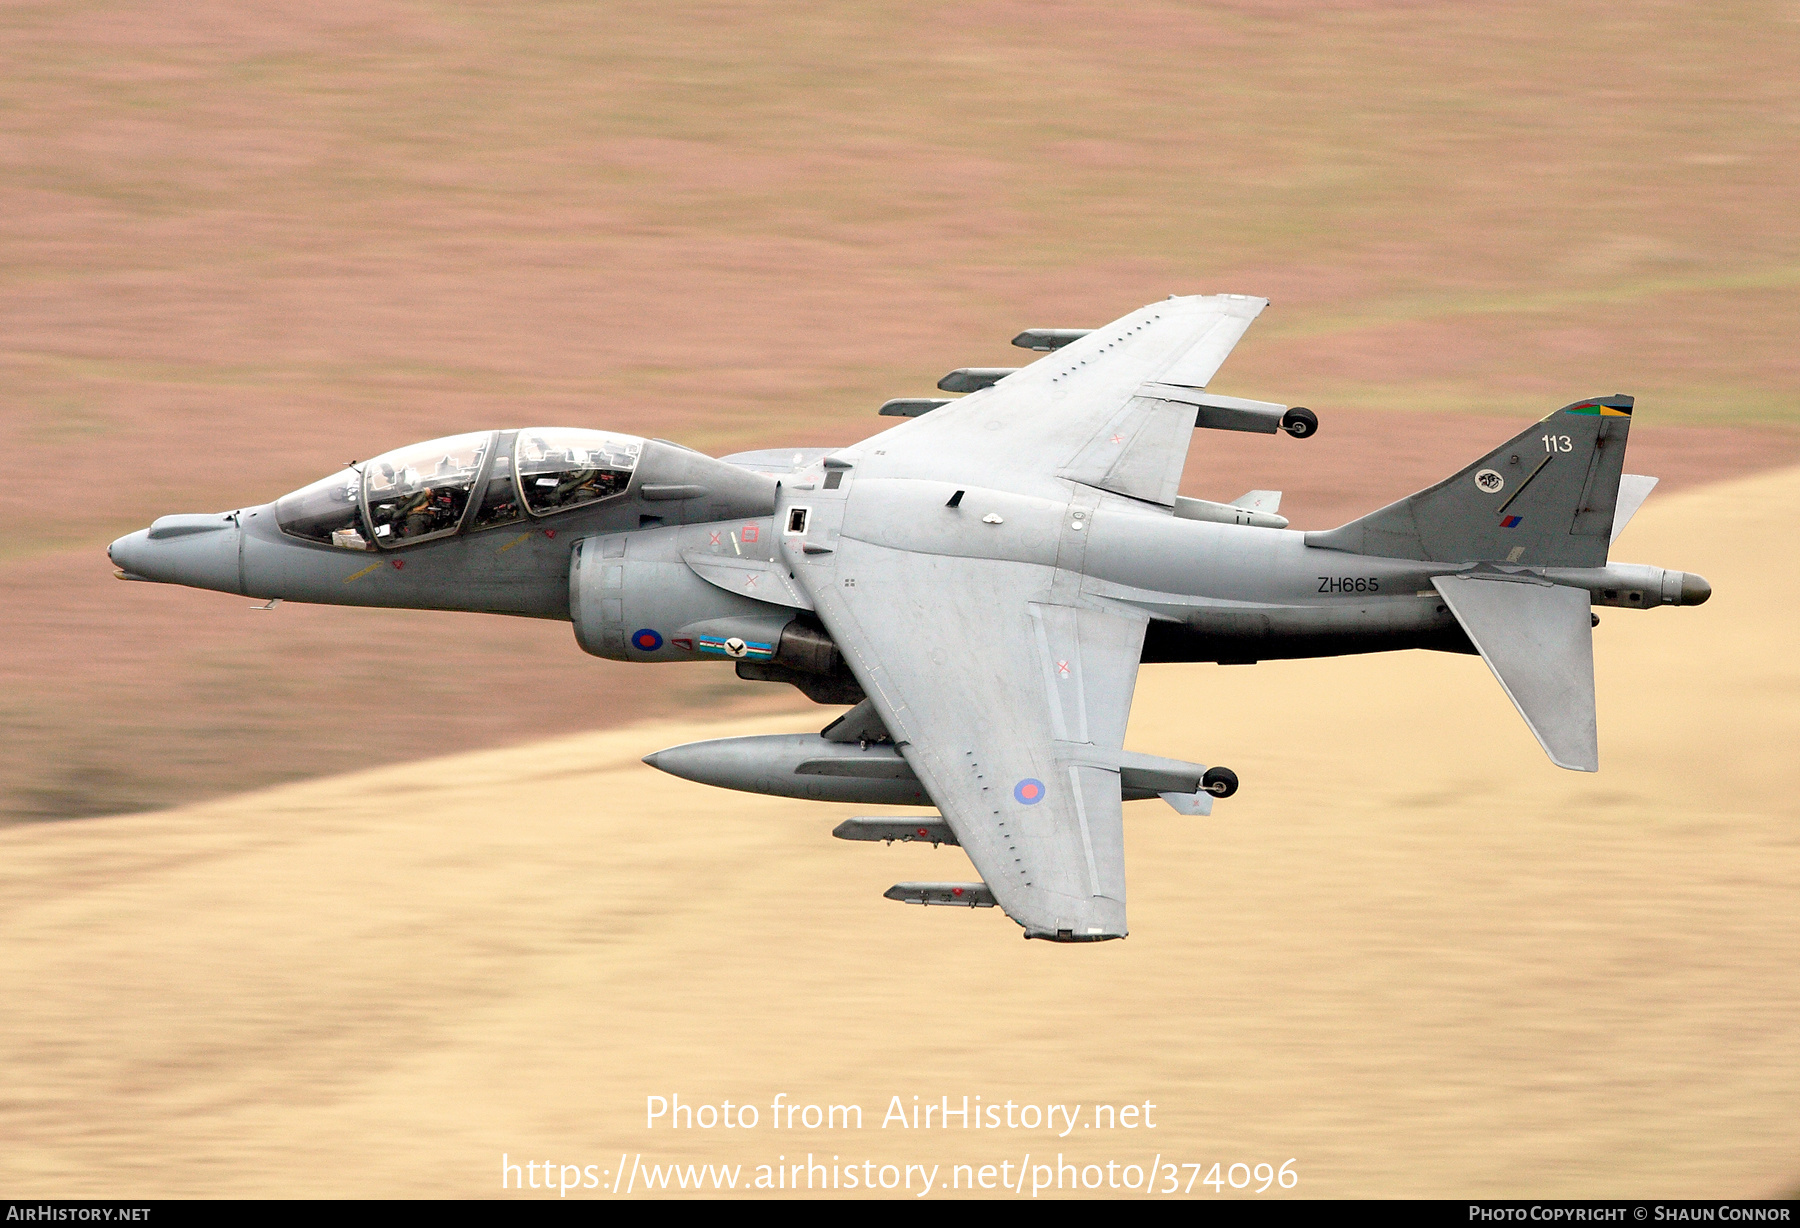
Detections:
[1281, 406, 1318, 438]
[1202, 766, 1239, 798]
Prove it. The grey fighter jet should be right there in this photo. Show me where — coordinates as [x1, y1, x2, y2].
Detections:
[110, 294, 1710, 942]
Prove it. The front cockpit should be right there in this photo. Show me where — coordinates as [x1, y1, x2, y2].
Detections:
[111, 425, 779, 616]
[273, 428, 644, 550]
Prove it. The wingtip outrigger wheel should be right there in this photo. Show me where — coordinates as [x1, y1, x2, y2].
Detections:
[1202, 766, 1239, 798]
[1281, 407, 1318, 439]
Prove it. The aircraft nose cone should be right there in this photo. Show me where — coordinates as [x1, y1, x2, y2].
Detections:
[1680, 572, 1712, 606]
[108, 515, 244, 594]
[109, 529, 152, 578]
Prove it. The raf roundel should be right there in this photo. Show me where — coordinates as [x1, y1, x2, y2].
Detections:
[631, 628, 664, 652]
[1013, 778, 1046, 806]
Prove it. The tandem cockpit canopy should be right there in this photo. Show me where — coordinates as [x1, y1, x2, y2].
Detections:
[273, 428, 644, 550]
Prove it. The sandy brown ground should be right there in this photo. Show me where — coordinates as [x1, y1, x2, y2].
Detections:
[2, 468, 1793, 1199]
[4, 1, 1799, 823]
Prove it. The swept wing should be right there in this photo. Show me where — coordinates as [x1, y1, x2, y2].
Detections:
[791, 295, 1267, 938]
[856, 293, 1267, 506]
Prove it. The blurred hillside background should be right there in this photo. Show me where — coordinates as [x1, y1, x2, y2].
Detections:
[3, 0, 1797, 822]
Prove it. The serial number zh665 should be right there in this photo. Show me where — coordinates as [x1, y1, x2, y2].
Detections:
[1318, 576, 1380, 593]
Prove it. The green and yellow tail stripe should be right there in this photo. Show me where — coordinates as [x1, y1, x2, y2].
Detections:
[1559, 394, 1634, 418]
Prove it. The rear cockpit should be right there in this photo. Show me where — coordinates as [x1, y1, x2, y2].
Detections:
[274, 428, 643, 550]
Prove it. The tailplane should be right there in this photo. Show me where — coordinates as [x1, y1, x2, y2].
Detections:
[1306, 395, 1635, 568]
[1432, 574, 1598, 771]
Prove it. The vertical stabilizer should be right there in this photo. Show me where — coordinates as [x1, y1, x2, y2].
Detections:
[1307, 395, 1635, 567]
[1432, 575, 1598, 771]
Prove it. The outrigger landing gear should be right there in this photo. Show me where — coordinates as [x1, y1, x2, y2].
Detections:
[1202, 766, 1239, 798]
[1280, 407, 1318, 438]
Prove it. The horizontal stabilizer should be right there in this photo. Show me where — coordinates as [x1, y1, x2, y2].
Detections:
[1611, 474, 1658, 543]
[1433, 575, 1598, 772]
[833, 817, 958, 845]
[885, 882, 996, 908]
[1231, 489, 1282, 512]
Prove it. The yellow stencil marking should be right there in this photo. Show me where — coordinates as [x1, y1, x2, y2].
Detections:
[496, 533, 533, 554]
[343, 563, 381, 584]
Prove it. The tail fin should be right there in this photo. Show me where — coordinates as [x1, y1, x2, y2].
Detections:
[1306, 395, 1634, 567]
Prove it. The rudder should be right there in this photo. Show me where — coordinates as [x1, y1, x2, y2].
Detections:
[1306, 395, 1635, 567]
